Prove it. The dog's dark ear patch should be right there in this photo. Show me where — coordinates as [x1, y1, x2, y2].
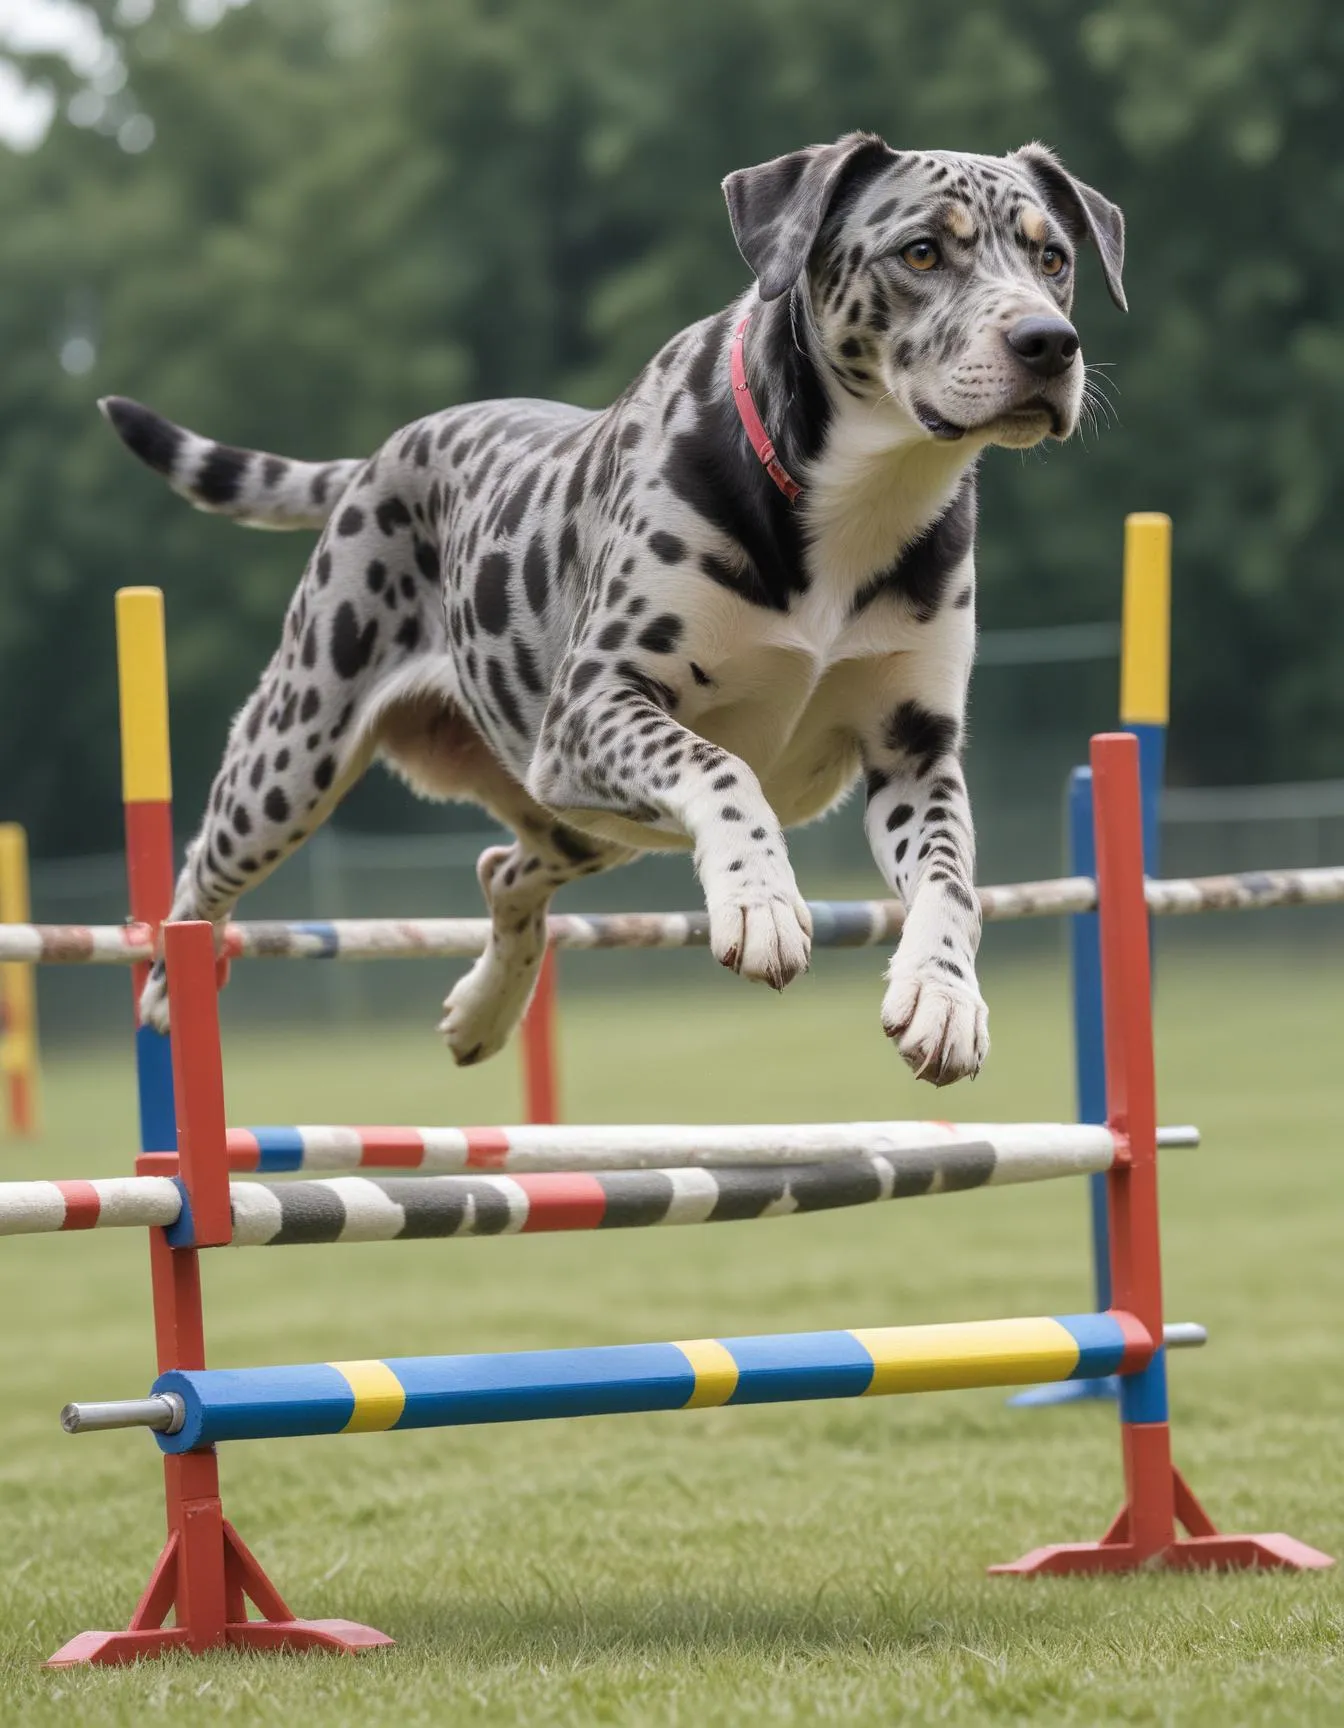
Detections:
[723, 132, 893, 302]
[1014, 143, 1127, 312]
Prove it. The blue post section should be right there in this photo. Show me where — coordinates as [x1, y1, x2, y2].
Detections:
[135, 1025, 177, 1153]
[1011, 727, 1165, 1410]
[1069, 769, 1112, 1312]
[1130, 723, 1166, 879]
[1008, 767, 1113, 1407]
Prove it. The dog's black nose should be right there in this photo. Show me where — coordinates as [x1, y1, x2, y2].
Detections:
[1004, 316, 1079, 378]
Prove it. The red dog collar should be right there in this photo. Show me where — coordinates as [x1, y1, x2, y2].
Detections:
[730, 314, 802, 503]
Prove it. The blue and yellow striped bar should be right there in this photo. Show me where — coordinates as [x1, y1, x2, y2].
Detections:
[152, 1312, 1146, 1452]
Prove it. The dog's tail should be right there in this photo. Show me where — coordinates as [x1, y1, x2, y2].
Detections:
[99, 396, 364, 530]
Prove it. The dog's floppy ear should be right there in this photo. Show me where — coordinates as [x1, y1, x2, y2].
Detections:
[723, 132, 893, 303]
[1014, 143, 1127, 312]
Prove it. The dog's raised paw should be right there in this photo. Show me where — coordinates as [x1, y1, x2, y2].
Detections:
[138, 963, 171, 1035]
[881, 967, 989, 1086]
[706, 873, 812, 990]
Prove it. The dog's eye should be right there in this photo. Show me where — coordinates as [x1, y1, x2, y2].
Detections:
[901, 241, 940, 272]
[1041, 247, 1068, 278]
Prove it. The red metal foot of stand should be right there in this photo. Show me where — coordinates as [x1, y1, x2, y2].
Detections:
[46, 1519, 392, 1667]
[990, 1464, 1336, 1577]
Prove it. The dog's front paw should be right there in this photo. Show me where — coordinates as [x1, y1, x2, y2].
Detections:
[704, 857, 812, 990]
[138, 960, 171, 1035]
[881, 965, 989, 1086]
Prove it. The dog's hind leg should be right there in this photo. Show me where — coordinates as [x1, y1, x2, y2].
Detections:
[136, 537, 410, 1029]
[379, 699, 633, 1065]
[137, 658, 380, 1030]
[438, 820, 630, 1065]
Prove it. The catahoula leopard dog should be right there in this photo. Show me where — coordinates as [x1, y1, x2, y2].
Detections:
[101, 132, 1124, 1085]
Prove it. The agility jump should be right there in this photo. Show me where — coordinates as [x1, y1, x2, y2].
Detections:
[1, 580, 1339, 1668]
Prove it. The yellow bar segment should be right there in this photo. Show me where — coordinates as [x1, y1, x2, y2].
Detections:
[1120, 513, 1171, 726]
[331, 1360, 408, 1432]
[851, 1317, 1080, 1396]
[675, 1338, 740, 1408]
[116, 588, 172, 802]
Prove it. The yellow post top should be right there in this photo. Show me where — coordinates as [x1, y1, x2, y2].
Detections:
[0, 823, 30, 924]
[1120, 513, 1171, 727]
[115, 588, 172, 803]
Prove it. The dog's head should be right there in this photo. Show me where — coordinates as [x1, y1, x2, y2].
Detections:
[724, 134, 1125, 450]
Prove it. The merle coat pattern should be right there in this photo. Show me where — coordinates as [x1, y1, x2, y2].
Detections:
[103, 133, 1125, 1085]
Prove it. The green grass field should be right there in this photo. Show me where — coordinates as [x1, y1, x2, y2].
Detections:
[1, 945, 1341, 1724]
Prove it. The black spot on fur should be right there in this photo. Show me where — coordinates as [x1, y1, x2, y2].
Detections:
[299, 687, 320, 722]
[523, 535, 549, 614]
[366, 560, 386, 593]
[884, 701, 958, 776]
[313, 756, 336, 792]
[597, 619, 629, 652]
[550, 823, 602, 866]
[330, 602, 379, 679]
[487, 659, 526, 734]
[476, 553, 511, 635]
[570, 659, 603, 699]
[886, 802, 914, 831]
[414, 539, 438, 583]
[637, 614, 684, 654]
[395, 616, 421, 652]
[376, 497, 412, 536]
[647, 530, 684, 564]
[497, 468, 539, 538]
[852, 473, 977, 621]
[315, 551, 332, 587]
[513, 638, 544, 694]
[264, 786, 290, 823]
[337, 505, 365, 537]
[196, 444, 251, 505]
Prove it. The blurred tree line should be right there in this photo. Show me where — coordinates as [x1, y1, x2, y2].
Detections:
[2, 0, 1342, 856]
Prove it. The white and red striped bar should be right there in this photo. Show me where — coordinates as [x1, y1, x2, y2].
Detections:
[0, 1129, 1118, 1243]
[2, 864, 1341, 965]
[0, 1176, 181, 1236]
[216, 1120, 1132, 1176]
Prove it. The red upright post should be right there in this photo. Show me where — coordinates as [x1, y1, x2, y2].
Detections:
[992, 733, 1334, 1576]
[46, 596, 392, 1666]
[521, 944, 559, 1125]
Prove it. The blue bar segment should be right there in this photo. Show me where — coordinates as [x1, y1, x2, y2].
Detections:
[249, 1127, 307, 1173]
[154, 1364, 355, 1451]
[391, 1343, 696, 1428]
[1054, 1311, 1127, 1379]
[289, 922, 340, 958]
[724, 1330, 876, 1404]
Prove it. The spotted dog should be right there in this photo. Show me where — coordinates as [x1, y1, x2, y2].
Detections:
[102, 133, 1124, 1085]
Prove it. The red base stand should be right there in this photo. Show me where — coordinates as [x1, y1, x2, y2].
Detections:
[46, 1518, 391, 1667]
[46, 1445, 392, 1668]
[992, 1432, 1335, 1577]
